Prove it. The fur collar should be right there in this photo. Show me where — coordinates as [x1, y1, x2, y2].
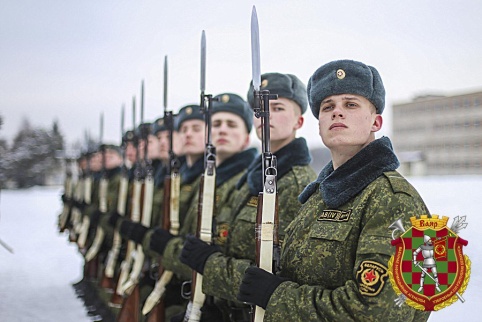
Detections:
[181, 156, 205, 184]
[216, 148, 257, 186]
[237, 137, 312, 195]
[298, 136, 399, 208]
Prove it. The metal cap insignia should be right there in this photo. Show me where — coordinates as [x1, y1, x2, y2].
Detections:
[336, 69, 346, 79]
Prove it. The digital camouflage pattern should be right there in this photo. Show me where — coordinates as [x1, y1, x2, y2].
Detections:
[161, 171, 247, 280]
[202, 164, 316, 305]
[264, 171, 432, 322]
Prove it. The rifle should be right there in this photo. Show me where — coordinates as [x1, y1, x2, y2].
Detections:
[102, 104, 130, 292]
[251, 6, 280, 322]
[184, 30, 217, 322]
[118, 81, 150, 322]
[59, 157, 74, 232]
[77, 137, 94, 250]
[70, 156, 85, 243]
[85, 113, 108, 263]
[110, 96, 142, 308]
[143, 56, 181, 320]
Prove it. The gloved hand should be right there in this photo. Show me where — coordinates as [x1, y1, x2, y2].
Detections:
[237, 266, 285, 309]
[119, 220, 148, 243]
[107, 211, 122, 228]
[149, 227, 174, 256]
[179, 235, 221, 275]
[90, 209, 102, 227]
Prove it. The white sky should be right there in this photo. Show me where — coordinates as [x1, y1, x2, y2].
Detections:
[1, 0, 482, 149]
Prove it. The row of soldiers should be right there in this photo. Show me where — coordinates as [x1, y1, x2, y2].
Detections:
[58, 61, 431, 322]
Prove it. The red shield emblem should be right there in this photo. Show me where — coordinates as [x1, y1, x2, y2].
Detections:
[388, 215, 470, 311]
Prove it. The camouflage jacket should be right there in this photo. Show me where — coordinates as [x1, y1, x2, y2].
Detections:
[161, 148, 258, 280]
[202, 138, 316, 304]
[264, 137, 431, 322]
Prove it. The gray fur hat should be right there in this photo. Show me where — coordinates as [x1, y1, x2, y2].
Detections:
[247, 72, 308, 114]
[176, 104, 204, 130]
[212, 93, 253, 133]
[307, 60, 385, 118]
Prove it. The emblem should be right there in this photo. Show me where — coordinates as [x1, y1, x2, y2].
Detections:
[216, 223, 229, 245]
[157, 119, 164, 126]
[186, 107, 193, 115]
[388, 215, 470, 311]
[261, 79, 268, 88]
[356, 260, 389, 296]
[221, 94, 230, 103]
[336, 69, 346, 79]
[127, 132, 134, 139]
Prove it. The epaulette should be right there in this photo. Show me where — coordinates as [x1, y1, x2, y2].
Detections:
[383, 171, 414, 196]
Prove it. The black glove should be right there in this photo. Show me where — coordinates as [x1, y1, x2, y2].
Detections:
[237, 266, 285, 309]
[119, 220, 148, 243]
[61, 194, 69, 203]
[107, 211, 122, 228]
[90, 209, 102, 227]
[179, 235, 221, 275]
[149, 227, 174, 256]
[170, 311, 185, 322]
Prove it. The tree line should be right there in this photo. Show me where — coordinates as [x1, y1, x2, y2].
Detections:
[0, 115, 64, 189]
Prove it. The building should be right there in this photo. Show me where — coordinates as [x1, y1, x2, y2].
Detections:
[392, 90, 482, 176]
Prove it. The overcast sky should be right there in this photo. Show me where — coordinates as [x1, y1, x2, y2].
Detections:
[1, 0, 482, 150]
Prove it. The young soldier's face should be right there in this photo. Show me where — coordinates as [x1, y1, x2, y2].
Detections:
[89, 152, 102, 172]
[179, 119, 205, 156]
[104, 150, 122, 169]
[318, 94, 382, 151]
[212, 112, 249, 161]
[125, 142, 137, 164]
[253, 97, 303, 144]
[157, 131, 170, 161]
[147, 134, 162, 160]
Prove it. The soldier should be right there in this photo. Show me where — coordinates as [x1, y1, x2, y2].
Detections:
[236, 60, 432, 321]
[180, 74, 316, 321]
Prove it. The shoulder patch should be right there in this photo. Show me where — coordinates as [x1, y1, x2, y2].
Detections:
[246, 196, 258, 207]
[356, 260, 389, 297]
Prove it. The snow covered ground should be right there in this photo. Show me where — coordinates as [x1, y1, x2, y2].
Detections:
[0, 176, 481, 321]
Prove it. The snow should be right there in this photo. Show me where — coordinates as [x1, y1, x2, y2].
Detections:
[0, 176, 481, 321]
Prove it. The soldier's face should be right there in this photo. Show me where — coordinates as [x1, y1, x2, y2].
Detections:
[125, 142, 137, 164]
[253, 97, 303, 149]
[89, 152, 102, 172]
[179, 119, 205, 156]
[318, 94, 382, 152]
[212, 112, 249, 162]
[104, 150, 122, 169]
[157, 130, 170, 161]
[147, 134, 162, 160]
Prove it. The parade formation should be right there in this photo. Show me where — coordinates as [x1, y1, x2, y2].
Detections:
[56, 6, 437, 322]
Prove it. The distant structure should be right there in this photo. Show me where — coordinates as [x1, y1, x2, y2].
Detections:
[392, 90, 482, 176]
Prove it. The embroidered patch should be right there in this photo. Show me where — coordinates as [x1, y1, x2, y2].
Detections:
[216, 223, 229, 245]
[356, 260, 388, 297]
[246, 196, 258, 207]
[317, 209, 352, 222]
[181, 185, 192, 192]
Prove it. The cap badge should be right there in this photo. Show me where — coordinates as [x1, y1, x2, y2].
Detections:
[336, 69, 346, 79]
[186, 107, 193, 115]
[261, 79, 269, 88]
[222, 94, 230, 103]
[157, 119, 164, 126]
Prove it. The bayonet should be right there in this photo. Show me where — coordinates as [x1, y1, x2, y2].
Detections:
[251, 6, 261, 91]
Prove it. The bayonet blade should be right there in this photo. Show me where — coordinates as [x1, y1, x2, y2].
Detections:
[163, 56, 168, 110]
[132, 96, 136, 128]
[121, 104, 125, 135]
[251, 6, 261, 91]
[99, 112, 104, 144]
[201, 30, 206, 92]
[140, 80, 145, 123]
